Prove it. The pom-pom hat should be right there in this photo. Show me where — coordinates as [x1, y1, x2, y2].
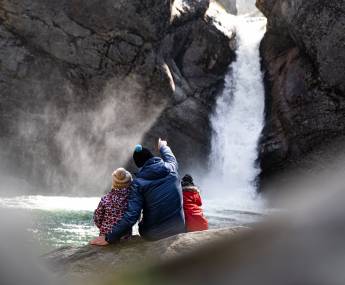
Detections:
[112, 168, 132, 189]
[133, 144, 154, 168]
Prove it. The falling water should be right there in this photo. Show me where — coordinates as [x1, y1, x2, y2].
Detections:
[202, 3, 266, 210]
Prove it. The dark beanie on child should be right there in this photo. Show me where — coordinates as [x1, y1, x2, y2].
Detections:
[181, 174, 195, 187]
[133, 144, 154, 168]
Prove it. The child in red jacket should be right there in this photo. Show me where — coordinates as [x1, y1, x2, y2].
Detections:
[182, 174, 209, 232]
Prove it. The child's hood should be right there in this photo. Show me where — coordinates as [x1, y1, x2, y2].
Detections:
[182, 186, 199, 192]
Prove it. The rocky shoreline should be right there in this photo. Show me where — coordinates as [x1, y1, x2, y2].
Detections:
[44, 227, 246, 277]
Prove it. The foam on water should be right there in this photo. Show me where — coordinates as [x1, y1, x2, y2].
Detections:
[0, 195, 100, 211]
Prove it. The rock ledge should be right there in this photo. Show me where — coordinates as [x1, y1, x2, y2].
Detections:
[45, 227, 245, 276]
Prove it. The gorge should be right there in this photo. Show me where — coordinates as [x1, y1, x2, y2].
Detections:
[1, 0, 344, 196]
[0, 3, 345, 285]
[0, 0, 344, 247]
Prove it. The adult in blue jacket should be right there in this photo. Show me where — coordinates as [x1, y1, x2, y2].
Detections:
[91, 139, 185, 245]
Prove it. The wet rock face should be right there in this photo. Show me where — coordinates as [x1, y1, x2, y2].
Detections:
[0, 0, 236, 194]
[257, 0, 345, 176]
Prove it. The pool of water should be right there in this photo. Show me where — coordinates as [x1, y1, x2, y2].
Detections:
[0, 195, 266, 249]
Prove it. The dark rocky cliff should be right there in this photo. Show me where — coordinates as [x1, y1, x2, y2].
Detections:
[257, 0, 345, 176]
[0, 0, 236, 194]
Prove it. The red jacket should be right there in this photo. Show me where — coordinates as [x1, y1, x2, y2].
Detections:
[182, 186, 209, 232]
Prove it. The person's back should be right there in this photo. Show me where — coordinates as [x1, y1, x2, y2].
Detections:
[181, 174, 209, 232]
[135, 148, 185, 240]
[93, 168, 133, 239]
[104, 139, 186, 243]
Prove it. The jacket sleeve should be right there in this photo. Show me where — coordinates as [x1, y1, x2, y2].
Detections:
[93, 199, 105, 229]
[160, 145, 178, 173]
[105, 182, 143, 243]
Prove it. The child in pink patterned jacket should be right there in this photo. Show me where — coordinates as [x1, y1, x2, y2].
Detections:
[93, 168, 133, 240]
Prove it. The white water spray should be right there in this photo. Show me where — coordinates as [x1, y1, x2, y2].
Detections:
[203, 4, 266, 210]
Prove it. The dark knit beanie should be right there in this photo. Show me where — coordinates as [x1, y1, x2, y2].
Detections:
[181, 174, 195, 187]
[133, 144, 154, 168]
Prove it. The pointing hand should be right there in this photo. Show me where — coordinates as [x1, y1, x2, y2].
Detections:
[158, 138, 168, 150]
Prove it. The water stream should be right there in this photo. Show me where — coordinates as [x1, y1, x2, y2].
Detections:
[202, 3, 267, 212]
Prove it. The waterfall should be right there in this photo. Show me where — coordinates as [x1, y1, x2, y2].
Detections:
[202, 3, 266, 208]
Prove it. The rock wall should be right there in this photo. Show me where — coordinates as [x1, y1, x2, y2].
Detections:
[212, 0, 237, 14]
[257, 0, 345, 176]
[0, 0, 236, 194]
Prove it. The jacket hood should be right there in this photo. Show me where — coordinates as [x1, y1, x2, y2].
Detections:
[136, 157, 170, 180]
[182, 186, 199, 192]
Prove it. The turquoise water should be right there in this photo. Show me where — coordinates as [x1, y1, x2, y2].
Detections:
[29, 209, 98, 248]
[0, 196, 265, 249]
[0, 196, 100, 249]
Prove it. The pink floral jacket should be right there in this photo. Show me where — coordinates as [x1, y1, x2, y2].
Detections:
[93, 187, 132, 238]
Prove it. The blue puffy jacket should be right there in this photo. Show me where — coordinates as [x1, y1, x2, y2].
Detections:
[106, 146, 186, 242]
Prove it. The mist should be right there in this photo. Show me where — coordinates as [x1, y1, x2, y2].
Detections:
[0, 77, 167, 196]
[0, 208, 59, 285]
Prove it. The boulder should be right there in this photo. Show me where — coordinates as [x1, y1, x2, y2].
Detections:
[0, 0, 236, 194]
[257, 0, 345, 177]
[44, 227, 244, 276]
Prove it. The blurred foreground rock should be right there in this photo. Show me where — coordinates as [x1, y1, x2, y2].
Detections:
[44, 227, 244, 277]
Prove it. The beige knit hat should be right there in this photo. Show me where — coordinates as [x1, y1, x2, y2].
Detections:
[112, 168, 132, 189]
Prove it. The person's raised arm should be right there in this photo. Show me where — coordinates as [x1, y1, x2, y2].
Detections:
[105, 182, 143, 243]
[158, 138, 178, 173]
